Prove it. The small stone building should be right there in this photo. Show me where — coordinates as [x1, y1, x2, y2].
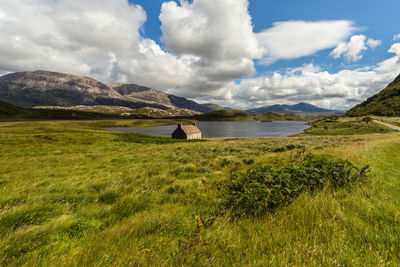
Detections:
[172, 123, 202, 139]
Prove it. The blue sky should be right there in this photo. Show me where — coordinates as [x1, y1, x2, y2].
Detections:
[1, 0, 400, 109]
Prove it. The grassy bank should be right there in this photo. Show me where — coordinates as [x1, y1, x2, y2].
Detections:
[1, 120, 400, 265]
[304, 116, 393, 135]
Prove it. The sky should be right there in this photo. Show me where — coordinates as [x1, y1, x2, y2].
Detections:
[1, 0, 400, 110]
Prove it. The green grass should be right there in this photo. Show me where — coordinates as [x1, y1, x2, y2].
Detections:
[0, 120, 400, 265]
[304, 116, 392, 135]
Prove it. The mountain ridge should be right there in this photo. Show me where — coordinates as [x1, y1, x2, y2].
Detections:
[0, 70, 213, 113]
[247, 103, 344, 115]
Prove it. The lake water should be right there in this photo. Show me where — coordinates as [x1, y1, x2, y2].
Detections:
[107, 121, 310, 138]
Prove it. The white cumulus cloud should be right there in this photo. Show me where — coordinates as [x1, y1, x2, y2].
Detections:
[158, 0, 263, 96]
[0, 0, 148, 78]
[160, 0, 263, 60]
[331, 35, 381, 61]
[256, 20, 356, 64]
[388, 43, 400, 56]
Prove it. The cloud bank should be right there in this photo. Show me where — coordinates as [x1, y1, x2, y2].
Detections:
[0, 0, 397, 109]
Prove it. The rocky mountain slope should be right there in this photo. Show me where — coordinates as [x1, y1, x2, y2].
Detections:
[247, 103, 344, 115]
[108, 83, 211, 112]
[0, 70, 213, 113]
[347, 73, 400, 116]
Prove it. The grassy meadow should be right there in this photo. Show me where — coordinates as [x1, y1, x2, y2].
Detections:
[1, 118, 400, 266]
[304, 116, 393, 135]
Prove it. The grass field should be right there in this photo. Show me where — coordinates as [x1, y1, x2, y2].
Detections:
[304, 116, 393, 135]
[1, 119, 400, 266]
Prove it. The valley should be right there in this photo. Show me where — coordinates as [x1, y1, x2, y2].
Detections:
[0, 70, 400, 266]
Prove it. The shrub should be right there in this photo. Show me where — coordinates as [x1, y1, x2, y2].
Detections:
[361, 116, 373, 123]
[220, 153, 369, 217]
[242, 159, 255, 165]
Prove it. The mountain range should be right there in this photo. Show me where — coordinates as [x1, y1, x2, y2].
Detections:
[0, 70, 352, 117]
[0, 70, 213, 113]
[247, 103, 344, 115]
[346, 73, 400, 116]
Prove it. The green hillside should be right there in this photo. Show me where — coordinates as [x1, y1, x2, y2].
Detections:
[0, 99, 34, 119]
[181, 110, 306, 122]
[0, 99, 140, 121]
[347, 74, 400, 116]
[255, 111, 303, 122]
[200, 103, 230, 111]
[190, 110, 254, 121]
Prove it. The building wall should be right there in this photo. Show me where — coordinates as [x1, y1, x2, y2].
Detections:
[187, 133, 202, 139]
[172, 128, 202, 139]
[172, 130, 187, 139]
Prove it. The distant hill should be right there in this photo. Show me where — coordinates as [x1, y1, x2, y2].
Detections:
[181, 109, 305, 122]
[199, 103, 231, 112]
[190, 110, 253, 121]
[0, 70, 213, 113]
[255, 112, 303, 122]
[247, 103, 344, 115]
[347, 74, 400, 116]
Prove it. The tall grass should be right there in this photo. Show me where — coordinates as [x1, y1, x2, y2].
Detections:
[0, 120, 399, 265]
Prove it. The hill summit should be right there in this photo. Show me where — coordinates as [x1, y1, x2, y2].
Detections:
[347, 73, 400, 116]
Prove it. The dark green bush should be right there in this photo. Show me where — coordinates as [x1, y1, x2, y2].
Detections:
[360, 116, 373, 123]
[242, 159, 255, 165]
[220, 153, 369, 217]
